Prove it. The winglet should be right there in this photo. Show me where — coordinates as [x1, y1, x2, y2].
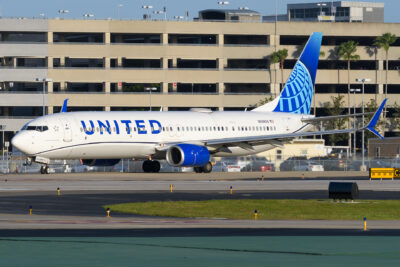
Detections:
[365, 98, 387, 140]
[61, 98, 69, 113]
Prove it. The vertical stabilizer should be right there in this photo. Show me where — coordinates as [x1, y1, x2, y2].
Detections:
[253, 32, 322, 114]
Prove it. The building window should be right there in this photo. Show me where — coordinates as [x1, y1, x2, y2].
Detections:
[277, 150, 282, 160]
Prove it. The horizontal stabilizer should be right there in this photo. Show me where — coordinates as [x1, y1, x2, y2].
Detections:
[302, 112, 374, 124]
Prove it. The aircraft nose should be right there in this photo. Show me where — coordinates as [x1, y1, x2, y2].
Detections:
[11, 133, 27, 154]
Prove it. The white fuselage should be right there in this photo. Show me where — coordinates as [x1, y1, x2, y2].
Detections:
[11, 110, 312, 160]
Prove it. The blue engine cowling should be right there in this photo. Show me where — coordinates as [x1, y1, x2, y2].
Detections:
[166, 144, 210, 167]
[81, 159, 120, 166]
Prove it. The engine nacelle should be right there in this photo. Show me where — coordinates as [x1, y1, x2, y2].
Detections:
[166, 144, 210, 167]
[81, 159, 120, 166]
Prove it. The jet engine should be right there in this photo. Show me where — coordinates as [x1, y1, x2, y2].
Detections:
[166, 144, 210, 167]
[81, 159, 120, 166]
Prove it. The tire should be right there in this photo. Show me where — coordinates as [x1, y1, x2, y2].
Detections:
[142, 160, 152, 173]
[40, 166, 45, 174]
[203, 162, 213, 173]
[45, 166, 50, 174]
[194, 167, 202, 173]
[152, 161, 161, 173]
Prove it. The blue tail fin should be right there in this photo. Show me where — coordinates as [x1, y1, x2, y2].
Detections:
[273, 32, 322, 114]
[253, 32, 322, 114]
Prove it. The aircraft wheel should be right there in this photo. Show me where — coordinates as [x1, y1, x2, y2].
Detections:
[152, 161, 161, 173]
[142, 160, 152, 173]
[194, 167, 203, 173]
[45, 166, 50, 174]
[40, 166, 45, 174]
[203, 162, 213, 173]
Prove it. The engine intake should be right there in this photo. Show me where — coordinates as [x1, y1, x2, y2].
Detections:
[166, 144, 210, 167]
[81, 159, 120, 166]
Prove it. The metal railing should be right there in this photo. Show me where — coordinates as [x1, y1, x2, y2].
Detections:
[2, 156, 398, 174]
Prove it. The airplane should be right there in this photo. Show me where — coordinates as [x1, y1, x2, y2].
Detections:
[11, 32, 387, 174]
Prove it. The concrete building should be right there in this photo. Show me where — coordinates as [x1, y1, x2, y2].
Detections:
[263, 1, 384, 23]
[0, 15, 399, 148]
[369, 137, 400, 158]
[198, 9, 261, 22]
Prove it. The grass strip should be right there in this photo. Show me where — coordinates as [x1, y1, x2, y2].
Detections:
[105, 199, 400, 220]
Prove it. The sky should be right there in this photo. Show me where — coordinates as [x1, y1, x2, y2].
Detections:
[0, 0, 398, 22]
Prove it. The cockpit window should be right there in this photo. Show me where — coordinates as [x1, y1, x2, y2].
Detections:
[25, 125, 48, 132]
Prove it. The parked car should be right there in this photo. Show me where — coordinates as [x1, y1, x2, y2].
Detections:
[293, 161, 324, 172]
[309, 156, 348, 171]
[279, 157, 308, 171]
[211, 161, 227, 172]
[221, 158, 242, 172]
[241, 160, 275, 172]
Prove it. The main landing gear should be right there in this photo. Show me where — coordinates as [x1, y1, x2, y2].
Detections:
[194, 162, 212, 173]
[142, 160, 161, 173]
[40, 165, 50, 174]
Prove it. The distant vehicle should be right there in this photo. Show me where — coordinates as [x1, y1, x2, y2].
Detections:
[280, 156, 308, 171]
[226, 165, 241, 172]
[294, 161, 324, 172]
[309, 156, 348, 171]
[241, 157, 275, 172]
[211, 161, 227, 172]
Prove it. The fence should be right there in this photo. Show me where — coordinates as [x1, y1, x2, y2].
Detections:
[2, 155, 400, 174]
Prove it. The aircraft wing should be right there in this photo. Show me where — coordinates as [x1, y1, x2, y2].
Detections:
[204, 128, 356, 147]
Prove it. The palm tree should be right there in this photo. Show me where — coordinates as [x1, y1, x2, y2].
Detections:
[338, 41, 360, 152]
[374, 33, 397, 117]
[270, 49, 288, 91]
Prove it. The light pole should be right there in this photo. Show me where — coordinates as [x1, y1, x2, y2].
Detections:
[153, 10, 164, 20]
[1, 124, 4, 171]
[142, 5, 153, 20]
[317, 3, 327, 21]
[36, 78, 52, 116]
[58, 9, 69, 19]
[83, 14, 94, 19]
[145, 87, 157, 111]
[356, 78, 371, 170]
[350, 88, 361, 158]
[217, 1, 229, 8]
[117, 4, 123, 19]
[174, 16, 184, 21]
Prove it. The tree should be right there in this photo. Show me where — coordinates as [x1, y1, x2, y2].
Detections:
[374, 33, 397, 117]
[323, 95, 348, 145]
[257, 95, 274, 107]
[386, 102, 400, 132]
[337, 41, 360, 152]
[270, 49, 288, 91]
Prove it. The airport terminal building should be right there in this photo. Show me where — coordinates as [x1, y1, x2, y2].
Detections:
[0, 2, 399, 148]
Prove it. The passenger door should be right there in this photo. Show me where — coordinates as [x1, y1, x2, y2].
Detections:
[60, 119, 72, 142]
